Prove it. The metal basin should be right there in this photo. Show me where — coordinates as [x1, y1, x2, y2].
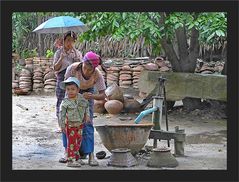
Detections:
[95, 123, 153, 155]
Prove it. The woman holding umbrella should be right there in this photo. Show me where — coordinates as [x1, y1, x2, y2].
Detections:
[53, 31, 82, 133]
[62, 51, 107, 166]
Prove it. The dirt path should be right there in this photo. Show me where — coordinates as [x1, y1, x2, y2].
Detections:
[12, 95, 227, 170]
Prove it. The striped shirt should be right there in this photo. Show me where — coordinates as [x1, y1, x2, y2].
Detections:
[59, 93, 90, 129]
[53, 47, 82, 74]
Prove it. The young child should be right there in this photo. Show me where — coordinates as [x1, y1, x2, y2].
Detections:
[59, 77, 90, 167]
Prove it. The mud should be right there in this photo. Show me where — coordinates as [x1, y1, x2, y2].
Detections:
[12, 94, 227, 170]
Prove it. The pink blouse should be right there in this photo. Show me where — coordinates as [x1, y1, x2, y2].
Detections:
[53, 47, 82, 74]
[65, 62, 106, 91]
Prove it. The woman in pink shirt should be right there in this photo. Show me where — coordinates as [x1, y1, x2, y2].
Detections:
[62, 51, 107, 166]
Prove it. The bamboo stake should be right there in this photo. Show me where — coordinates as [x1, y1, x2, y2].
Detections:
[16, 104, 29, 111]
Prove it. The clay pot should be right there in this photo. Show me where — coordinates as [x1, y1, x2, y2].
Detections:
[107, 74, 118, 80]
[13, 88, 29, 95]
[44, 72, 56, 81]
[44, 82, 56, 86]
[159, 66, 170, 72]
[132, 65, 144, 71]
[33, 80, 43, 84]
[133, 72, 141, 76]
[94, 100, 107, 113]
[155, 60, 167, 68]
[108, 67, 120, 71]
[44, 85, 55, 89]
[44, 68, 52, 75]
[119, 75, 132, 80]
[104, 100, 123, 114]
[33, 76, 43, 80]
[144, 63, 159, 71]
[120, 71, 132, 74]
[12, 82, 19, 88]
[105, 83, 124, 102]
[20, 68, 31, 75]
[33, 83, 44, 89]
[119, 80, 132, 85]
[121, 65, 131, 71]
[123, 98, 142, 113]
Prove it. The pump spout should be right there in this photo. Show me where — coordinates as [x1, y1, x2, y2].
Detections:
[134, 107, 158, 124]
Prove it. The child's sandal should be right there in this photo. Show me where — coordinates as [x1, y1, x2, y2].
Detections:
[67, 161, 81, 167]
[76, 159, 85, 165]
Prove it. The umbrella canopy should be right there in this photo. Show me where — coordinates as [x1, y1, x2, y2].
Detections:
[33, 16, 88, 34]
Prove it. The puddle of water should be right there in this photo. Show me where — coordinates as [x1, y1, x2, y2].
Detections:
[186, 130, 227, 144]
[13, 142, 55, 159]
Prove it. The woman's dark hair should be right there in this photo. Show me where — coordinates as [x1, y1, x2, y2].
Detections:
[64, 31, 77, 41]
[98, 57, 107, 73]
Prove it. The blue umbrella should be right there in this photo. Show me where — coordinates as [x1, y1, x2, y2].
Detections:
[33, 16, 88, 34]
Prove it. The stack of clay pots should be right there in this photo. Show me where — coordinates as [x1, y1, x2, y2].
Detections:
[12, 80, 19, 93]
[143, 62, 159, 71]
[195, 60, 225, 74]
[198, 63, 215, 74]
[214, 61, 224, 73]
[33, 57, 41, 68]
[40, 58, 54, 72]
[119, 65, 132, 88]
[97, 65, 107, 83]
[132, 65, 144, 89]
[12, 53, 20, 66]
[25, 58, 34, 72]
[19, 68, 32, 92]
[12, 80, 19, 89]
[154, 57, 171, 72]
[106, 66, 120, 86]
[33, 67, 44, 92]
[43, 68, 56, 92]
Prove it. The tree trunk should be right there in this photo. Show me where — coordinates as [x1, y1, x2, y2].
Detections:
[159, 12, 202, 111]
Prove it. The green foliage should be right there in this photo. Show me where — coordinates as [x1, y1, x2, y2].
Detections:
[46, 49, 54, 58]
[196, 13, 227, 45]
[77, 12, 163, 55]
[21, 48, 38, 59]
[12, 12, 227, 58]
[15, 62, 23, 73]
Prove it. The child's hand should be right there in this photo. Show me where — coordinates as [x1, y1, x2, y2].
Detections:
[83, 92, 93, 100]
[61, 127, 66, 133]
[84, 115, 91, 123]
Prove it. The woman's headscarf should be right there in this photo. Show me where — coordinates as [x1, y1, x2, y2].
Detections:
[82, 51, 101, 69]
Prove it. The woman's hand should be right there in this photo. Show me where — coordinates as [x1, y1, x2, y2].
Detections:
[83, 92, 94, 100]
[53, 51, 67, 71]
[60, 52, 67, 60]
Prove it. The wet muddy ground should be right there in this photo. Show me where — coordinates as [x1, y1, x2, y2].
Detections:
[12, 94, 227, 170]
